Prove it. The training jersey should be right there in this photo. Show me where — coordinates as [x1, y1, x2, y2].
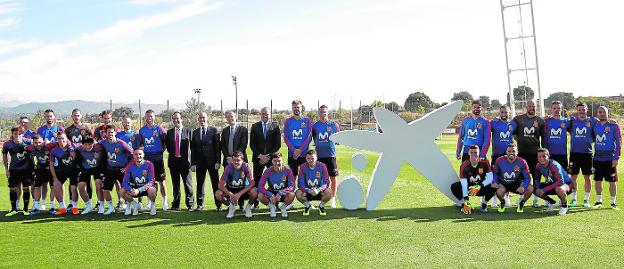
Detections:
[533, 159, 572, 189]
[75, 144, 105, 170]
[312, 119, 340, 158]
[568, 116, 596, 154]
[258, 166, 295, 197]
[543, 117, 569, 156]
[492, 156, 531, 188]
[456, 116, 491, 158]
[490, 119, 517, 157]
[65, 124, 93, 147]
[2, 140, 32, 171]
[283, 116, 313, 157]
[50, 145, 76, 172]
[593, 121, 621, 161]
[297, 162, 329, 192]
[221, 163, 253, 190]
[512, 114, 545, 155]
[100, 139, 133, 170]
[26, 145, 53, 171]
[459, 159, 492, 187]
[116, 130, 142, 150]
[122, 161, 155, 192]
[139, 124, 167, 161]
[37, 124, 64, 145]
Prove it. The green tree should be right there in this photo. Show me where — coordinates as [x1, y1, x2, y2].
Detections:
[451, 91, 474, 103]
[478, 96, 491, 110]
[384, 101, 401, 112]
[491, 99, 502, 110]
[512, 85, 534, 109]
[112, 106, 134, 121]
[181, 98, 207, 130]
[545, 92, 575, 111]
[404, 92, 435, 113]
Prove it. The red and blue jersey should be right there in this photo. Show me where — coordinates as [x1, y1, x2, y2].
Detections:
[492, 156, 531, 188]
[2, 140, 33, 171]
[116, 130, 142, 150]
[568, 116, 596, 154]
[26, 145, 53, 170]
[221, 163, 253, 190]
[100, 139, 133, 169]
[258, 167, 295, 197]
[490, 119, 517, 157]
[456, 116, 491, 158]
[533, 159, 572, 192]
[312, 119, 340, 158]
[37, 124, 64, 145]
[283, 116, 313, 157]
[50, 145, 76, 172]
[139, 124, 166, 161]
[593, 121, 621, 161]
[297, 162, 329, 192]
[543, 118, 569, 155]
[22, 129, 35, 144]
[122, 161, 155, 192]
[76, 144, 105, 170]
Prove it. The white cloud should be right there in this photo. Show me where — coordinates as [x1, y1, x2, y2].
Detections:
[0, 0, 21, 15]
[0, 39, 40, 55]
[0, 16, 19, 30]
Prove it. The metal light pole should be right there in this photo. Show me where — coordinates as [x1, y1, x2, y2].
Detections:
[194, 88, 202, 103]
[232, 76, 238, 116]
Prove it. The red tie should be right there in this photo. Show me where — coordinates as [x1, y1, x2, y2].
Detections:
[175, 129, 181, 157]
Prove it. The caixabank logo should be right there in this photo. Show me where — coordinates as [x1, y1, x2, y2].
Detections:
[331, 101, 463, 210]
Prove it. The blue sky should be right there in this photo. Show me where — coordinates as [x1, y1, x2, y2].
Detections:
[1, 0, 623, 110]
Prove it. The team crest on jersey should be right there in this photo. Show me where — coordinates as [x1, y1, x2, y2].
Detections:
[301, 122, 306, 128]
[560, 122, 566, 128]
[514, 166, 520, 172]
[508, 124, 513, 131]
[316, 171, 321, 178]
[532, 121, 539, 127]
[478, 168, 483, 174]
[281, 175, 287, 181]
[477, 123, 482, 129]
[585, 121, 591, 127]
[327, 125, 332, 131]
[605, 127, 610, 133]
[241, 171, 246, 178]
[142, 170, 148, 176]
[114, 147, 120, 153]
[130, 136, 135, 141]
[153, 130, 158, 136]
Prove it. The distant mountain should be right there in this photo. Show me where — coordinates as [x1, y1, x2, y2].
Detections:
[5, 100, 180, 116]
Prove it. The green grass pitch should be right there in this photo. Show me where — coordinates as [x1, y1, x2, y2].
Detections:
[1, 135, 622, 268]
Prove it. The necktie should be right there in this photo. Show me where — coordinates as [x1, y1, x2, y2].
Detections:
[200, 127, 205, 141]
[228, 126, 235, 154]
[175, 128, 181, 157]
[263, 123, 268, 139]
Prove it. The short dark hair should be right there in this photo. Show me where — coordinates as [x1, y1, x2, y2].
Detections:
[105, 125, 116, 131]
[145, 109, 155, 115]
[507, 143, 517, 149]
[306, 150, 317, 156]
[469, 145, 480, 151]
[72, 108, 81, 114]
[499, 105, 509, 110]
[231, 151, 244, 159]
[537, 148, 550, 156]
[576, 102, 588, 107]
[83, 136, 94, 144]
[33, 134, 42, 140]
[292, 100, 303, 106]
[319, 105, 328, 110]
[10, 127, 21, 133]
[471, 100, 481, 106]
[44, 109, 54, 114]
[551, 100, 562, 106]
[171, 111, 181, 118]
[100, 110, 112, 117]
[271, 152, 282, 159]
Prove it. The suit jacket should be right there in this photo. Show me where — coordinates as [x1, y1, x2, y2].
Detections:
[249, 121, 281, 163]
[220, 124, 248, 163]
[166, 126, 192, 168]
[191, 126, 221, 166]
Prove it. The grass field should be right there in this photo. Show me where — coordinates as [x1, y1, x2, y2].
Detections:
[1, 135, 623, 268]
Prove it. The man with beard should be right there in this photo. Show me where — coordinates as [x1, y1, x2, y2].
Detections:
[533, 148, 574, 215]
[37, 109, 64, 211]
[49, 133, 77, 215]
[568, 103, 597, 207]
[283, 100, 313, 178]
[116, 116, 142, 150]
[491, 144, 534, 213]
[18, 116, 35, 143]
[592, 106, 621, 210]
[3, 128, 33, 216]
[489, 105, 517, 207]
[139, 109, 169, 210]
[543, 101, 570, 171]
[100, 126, 134, 215]
[456, 101, 491, 162]
[513, 100, 546, 207]
[93, 110, 116, 142]
[64, 108, 94, 207]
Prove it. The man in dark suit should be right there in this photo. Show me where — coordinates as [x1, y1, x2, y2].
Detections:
[165, 112, 194, 211]
[220, 110, 248, 165]
[250, 107, 281, 187]
[190, 112, 221, 211]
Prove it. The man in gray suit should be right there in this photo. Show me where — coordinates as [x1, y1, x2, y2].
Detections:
[220, 110, 248, 165]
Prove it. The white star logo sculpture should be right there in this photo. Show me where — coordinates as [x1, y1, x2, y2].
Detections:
[331, 101, 463, 210]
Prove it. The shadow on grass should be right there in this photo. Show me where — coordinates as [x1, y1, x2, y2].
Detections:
[0, 205, 598, 228]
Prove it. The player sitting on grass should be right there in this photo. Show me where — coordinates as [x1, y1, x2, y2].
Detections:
[533, 148, 574, 215]
[119, 148, 157, 216]
[215, 151, 258, 219]
[451, 145, 496, 214]
[491, 144, 534, 213]
[258, 152, 296, 218]
[296, 150, 332, 216]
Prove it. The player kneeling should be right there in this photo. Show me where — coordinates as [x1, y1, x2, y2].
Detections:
[491, 144, 534, 213]
[533, 148, 574, 215]
[215, 151, 258, 219]
[119, 148, 157, 216]
[296, 150, 331, 216]
[258, 152, 296, 218]
[451, 145, 497, 214]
